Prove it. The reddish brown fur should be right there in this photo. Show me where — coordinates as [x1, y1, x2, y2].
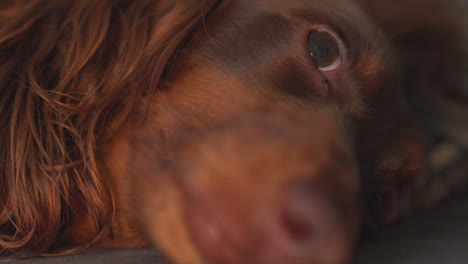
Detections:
[0, 0, 466, 263]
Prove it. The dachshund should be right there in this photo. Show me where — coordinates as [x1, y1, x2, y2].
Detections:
[0, 0, 466, 264]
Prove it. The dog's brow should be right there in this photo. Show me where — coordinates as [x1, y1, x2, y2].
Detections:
[202, 12, 294, 71]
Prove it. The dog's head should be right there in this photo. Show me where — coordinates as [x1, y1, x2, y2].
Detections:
[0, 0, 464, 263]
[118, 1, 431, 263]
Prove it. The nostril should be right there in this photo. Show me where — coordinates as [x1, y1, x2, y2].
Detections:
[274, 180, 351, 263]
[280, 209, 314, 243]
[281, 181, 338, 242]
[280, 190, 317, 242]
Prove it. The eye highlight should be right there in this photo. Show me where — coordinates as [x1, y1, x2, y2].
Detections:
[308, 29, 344, 72]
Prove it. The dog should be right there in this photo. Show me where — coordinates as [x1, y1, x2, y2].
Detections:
[0, 0, 466, 263]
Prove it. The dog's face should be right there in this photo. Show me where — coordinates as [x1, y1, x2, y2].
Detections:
[110, 0, 424, 263]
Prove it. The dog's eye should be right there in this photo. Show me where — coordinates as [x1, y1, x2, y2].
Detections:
[308, 30, 343, 71]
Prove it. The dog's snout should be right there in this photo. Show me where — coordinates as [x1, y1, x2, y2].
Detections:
[177, 113, 359, 264]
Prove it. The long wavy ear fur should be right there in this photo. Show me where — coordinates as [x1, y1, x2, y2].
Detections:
[0, 0, 220, 254]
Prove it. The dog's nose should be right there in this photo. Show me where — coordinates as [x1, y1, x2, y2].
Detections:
[186, 180, 353, 264]
[270, 180, 351, 264]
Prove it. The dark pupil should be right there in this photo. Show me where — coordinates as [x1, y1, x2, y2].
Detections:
[308, 31, 340, 68]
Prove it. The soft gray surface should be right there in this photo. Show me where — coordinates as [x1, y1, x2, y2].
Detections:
[356, 195, 468, 264]
[4, 195, 468, 264]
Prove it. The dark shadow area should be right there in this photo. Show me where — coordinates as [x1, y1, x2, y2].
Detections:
[356, 195, 468, 264]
